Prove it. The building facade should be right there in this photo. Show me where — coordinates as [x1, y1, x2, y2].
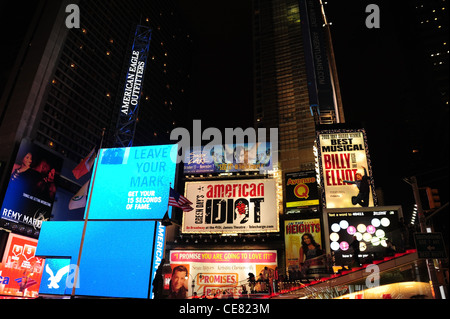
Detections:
[163, 0, 347, 299]
[252, 0, 344, 197]
[0, 0, 192, 221]
[0, 2, 193, 297]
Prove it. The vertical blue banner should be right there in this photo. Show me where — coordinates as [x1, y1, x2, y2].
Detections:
[149, 221, 166, 298]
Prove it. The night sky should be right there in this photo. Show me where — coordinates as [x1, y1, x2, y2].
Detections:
[174, 0, 254, 131]
[175, 0, 449, 224]
[0, 1, 447, 226]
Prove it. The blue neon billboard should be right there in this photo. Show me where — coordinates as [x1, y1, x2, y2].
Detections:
[87, 144, 177, 220]
[39, 258, 71, 295]
[37, 220, 158, 298]
[36, 144, 176, 298]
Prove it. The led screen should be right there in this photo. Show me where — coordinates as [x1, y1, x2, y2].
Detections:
[39, 258, 71, 295]
[36, 220, 157, 298]
[1, 139, 63, 237]
[86, 144, 177, 220]
[326, 207, 401, 266]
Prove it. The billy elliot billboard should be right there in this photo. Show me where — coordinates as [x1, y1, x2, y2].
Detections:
[315, 128, 377, 209]
[182, 179, 279, 234]
[1, 139, 63, 237]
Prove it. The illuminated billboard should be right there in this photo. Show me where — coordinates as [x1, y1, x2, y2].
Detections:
[323, 206, 403, 267]
[0, 233, 44, 298]
[284, 218, 328, 277]
[315, 128, 377, 209]
[285, 170, 319, 209]
[86, 144, 177, 220]
[182, 179, 279, 234]
[36, 220, 160, 298]
[1, 139, 63, 237]
[38, 258, 71, 296]
[169, 250, 277, 298]
[183, 142, 273, 174]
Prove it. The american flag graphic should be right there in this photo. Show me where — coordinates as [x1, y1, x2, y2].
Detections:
[168, 187, 193, 212]
[15, 277, 38, 291]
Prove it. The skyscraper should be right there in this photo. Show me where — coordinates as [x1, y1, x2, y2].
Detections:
[0, 0, 192, 220]
[252, 0, 344, 197]
[413, 0, 448, 108]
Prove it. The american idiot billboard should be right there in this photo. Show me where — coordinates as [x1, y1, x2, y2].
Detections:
[182, 179, 279, 234]
[315, 128, 377, 209]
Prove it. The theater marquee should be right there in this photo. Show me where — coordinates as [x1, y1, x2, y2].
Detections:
[182, 179, 279, 234]
[315, 128, 377, 209]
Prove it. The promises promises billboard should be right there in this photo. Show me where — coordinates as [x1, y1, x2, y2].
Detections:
[169, 250, 277, 298]
[182, 179, 279, 234]
[315, 128, 376, 209]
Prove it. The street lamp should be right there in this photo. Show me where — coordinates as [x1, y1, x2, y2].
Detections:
[403, 176, 442, 299]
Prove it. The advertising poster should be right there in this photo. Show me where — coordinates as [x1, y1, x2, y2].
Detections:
[38, 258, 71, 296]
[86, 144, 177, 220]
[284, 219, 328, 278]
[182, 179, 279, 234]
[169, 250, 277, 298]
[315, 129, 376, 209]
[0, 233, 44, 298]
[1, 139, 63, 236]
[36, 220, 158, 298]
[285, 170, 319, 209]
[183, 142, 272, 174]
[325, 207, 402, 267]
